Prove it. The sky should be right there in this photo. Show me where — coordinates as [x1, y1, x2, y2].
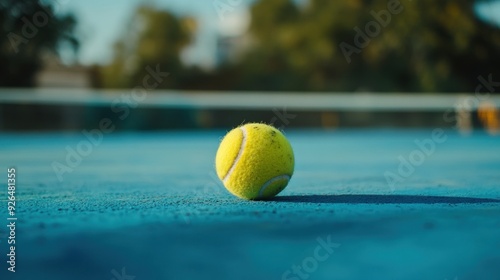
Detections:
[56, 0, 500, 69]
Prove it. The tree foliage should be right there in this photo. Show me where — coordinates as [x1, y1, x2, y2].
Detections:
[101, 0, 500, 93]
[0, 0, 78, 87]
[100, 5, 195, 89]
[232, 0, 500, 92]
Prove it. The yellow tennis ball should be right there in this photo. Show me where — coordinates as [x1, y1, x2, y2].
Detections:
[215, 123, 294, 200]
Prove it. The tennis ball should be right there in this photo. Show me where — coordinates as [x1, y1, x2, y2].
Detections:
[215, 123, 294, 200]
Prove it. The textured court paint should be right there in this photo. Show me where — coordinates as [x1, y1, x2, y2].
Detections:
[215, 123, 295, 199]
[0, 130, 499, 280]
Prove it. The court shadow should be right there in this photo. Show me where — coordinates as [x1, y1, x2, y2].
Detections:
[273, 194, 500, 204]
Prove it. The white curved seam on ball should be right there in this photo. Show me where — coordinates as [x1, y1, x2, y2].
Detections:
[223, 126, 247, 183]
[258, 174, 291, 198]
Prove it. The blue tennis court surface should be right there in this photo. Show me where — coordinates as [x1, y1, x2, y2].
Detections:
[1, 129, 499, 280]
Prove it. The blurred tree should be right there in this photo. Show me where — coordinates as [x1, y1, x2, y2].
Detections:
[230, 0, 500, 92]
[96, 0, 500, 93]
[0, 0, 78, 87]
[235, 0, 303, 90]
[101, 5, 195, 89]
